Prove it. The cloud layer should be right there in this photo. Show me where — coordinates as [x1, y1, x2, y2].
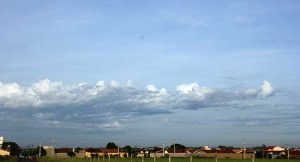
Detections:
[0, 79, 275, 109]
[0, 79, 275, 132]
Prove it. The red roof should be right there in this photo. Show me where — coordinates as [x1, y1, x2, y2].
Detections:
[55, 148, 72, 153]
[202, 149, 236, 153]
[84, 148, 119, 153]
[290, 151, 300, 156]
[167, 148, 188, 153]
[101, 149, 118, 153]
[85, 148, 102, 153]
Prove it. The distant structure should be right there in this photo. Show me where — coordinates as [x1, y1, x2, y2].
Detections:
[43, 146, 55, 157]
[0, 136, 4, 147]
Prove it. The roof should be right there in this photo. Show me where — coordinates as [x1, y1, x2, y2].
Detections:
[289, 151, 300, 156]
[85, 148, 120, 153]
[55, 148, 72, 153]
[202, 149, 236, 153]
[101, 149, 118, 153]
[166, 148, 188, 153]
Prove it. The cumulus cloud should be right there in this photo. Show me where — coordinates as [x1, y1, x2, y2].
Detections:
[0, 79, 276, 131]
[0, 79, 276, 109]
[176, 83, 214, 101]
[258, 80, 275, 98]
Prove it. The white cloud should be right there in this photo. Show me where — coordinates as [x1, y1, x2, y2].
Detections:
[110, 80, 120, 88]
[258, 80, 274, 98]
[97, 121, 122, 130]
[0, 79, 276, 110]
[176, 82, 214, 101]
[0, 79, 278, 132]
[0, 82, 23, 98]
[146, 84, 158, 92]
[31, 79, 62, 95]
[126, 80, 134, 87]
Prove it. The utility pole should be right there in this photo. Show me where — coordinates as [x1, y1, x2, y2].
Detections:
[52, 138, 55, 157]
[117, 140, 120, 158]
[173, 140, 176, 157]
[243, 138, 246, 159]
[39, 141, 42, 157]
[162, 143, 165, 157]
[287, 144, 290, 160]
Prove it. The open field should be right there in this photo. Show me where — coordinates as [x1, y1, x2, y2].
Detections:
[35, 157, 300, 162]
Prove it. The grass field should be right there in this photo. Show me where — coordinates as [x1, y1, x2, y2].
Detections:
[0, 157, 299, 162]
[35, 157, 300, 162]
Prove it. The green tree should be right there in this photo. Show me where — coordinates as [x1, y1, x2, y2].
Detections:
[106, 142, 118, 149]
[1, 142, 21, 156]
[169, 143, 186, 149]
[75, 147, 83, 153]
[67, 150, 76, 157]
[123, 145, 132, 156]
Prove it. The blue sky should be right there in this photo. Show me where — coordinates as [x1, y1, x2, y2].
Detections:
[0, 0, 300, 148]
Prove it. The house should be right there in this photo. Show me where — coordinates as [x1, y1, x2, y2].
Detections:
[84, 148, 128, 158]
[265, 146, 285, 152]
[167, 148, 193, 157]
[289, 150, 300, 159]
[43, 146, 54, 157]
[75, 149, 86, 158]
[0, 136, 4, 148]
[55, 148, 73, 158]
[152, 148, 193, 158]
[193, 149, 255, 159]
[200, 146, 211, 150]
[0, 149, 10, 156]
[264, 146, 286, 159]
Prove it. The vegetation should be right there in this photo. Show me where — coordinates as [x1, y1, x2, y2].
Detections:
[36, 157, 300, 162]
[169, 144, 186, 150]
[1, 142, 21, 156]
[106, 142, 118, 149]
[21, 146, 47, 157]
[0, 156, 18, 162]
[123, 145, 133, 156]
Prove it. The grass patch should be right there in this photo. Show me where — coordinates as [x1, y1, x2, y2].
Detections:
[37, 157, 300, 162]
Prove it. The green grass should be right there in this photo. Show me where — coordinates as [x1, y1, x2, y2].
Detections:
[37, 157, 300, 162]
[0, 156, 18, 162]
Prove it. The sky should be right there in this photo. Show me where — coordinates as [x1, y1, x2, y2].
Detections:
[0, 0, 300, 148]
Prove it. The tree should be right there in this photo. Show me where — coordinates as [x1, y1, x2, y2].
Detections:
[21, 146, 46, 157]
[169, 143, 186, 149]
[123, 145, 132, 156]
[75, 147, 83, 153]
[1, 142, 21, 156]
[106, 142, 118, 149]
[67, 151, 76, 157]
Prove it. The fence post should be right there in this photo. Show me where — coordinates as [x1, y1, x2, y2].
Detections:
[142, 156, 144, 162]
[169, 154, 171, 162]
[154, 154, 156, 162]
[190, 155, 192, 162]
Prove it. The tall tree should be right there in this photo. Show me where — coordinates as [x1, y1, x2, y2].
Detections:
[123, 145, 132, 156]
[169, 143, 186, 149]
[106, 142, 118, 149]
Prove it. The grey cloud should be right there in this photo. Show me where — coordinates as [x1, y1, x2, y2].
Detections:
[0, 79, 276, 132]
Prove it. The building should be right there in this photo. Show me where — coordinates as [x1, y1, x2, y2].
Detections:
[193, 149, 255, 159]
[0, 149, 10, 156]
[43, 146, 55, 157]
[55, 148, 73, 158]
[84, 148, 128, 158]
[289, 150, 300, 159]
[264, 146, 286, 159]
[0, 136, 4, 148]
